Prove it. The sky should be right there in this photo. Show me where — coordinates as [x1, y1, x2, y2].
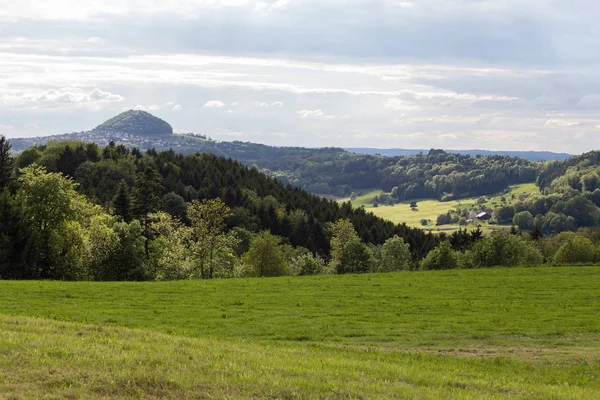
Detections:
[1, 0, 600, 153]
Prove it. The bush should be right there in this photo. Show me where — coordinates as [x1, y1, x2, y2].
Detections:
[420, 241, 460, 270]
[471, 232, 541, 268]
[553, 237, 597, 265]
[290, 253, 326, 276]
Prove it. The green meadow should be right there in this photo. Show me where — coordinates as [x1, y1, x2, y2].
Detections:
[1, 266, 600, 398]
[349, 183, 540, 232]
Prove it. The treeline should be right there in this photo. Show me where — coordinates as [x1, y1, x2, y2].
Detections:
[0, 138, 442, 280]
[267, 149, 538, 201]
[167, 143, 539, 200]
[481, 151, 600, 232]
[421, 227, 600, 270]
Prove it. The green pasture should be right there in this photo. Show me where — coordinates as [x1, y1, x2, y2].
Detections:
[1, 266, 600, 398]
[348, 183, 540, 232]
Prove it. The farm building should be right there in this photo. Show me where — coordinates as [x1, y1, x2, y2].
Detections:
[476, 211, 492, 221]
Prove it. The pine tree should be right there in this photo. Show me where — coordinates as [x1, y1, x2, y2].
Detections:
[0, 136, 14, 190]
[132, 167, 163, 257]
[112, 181, 132, 222]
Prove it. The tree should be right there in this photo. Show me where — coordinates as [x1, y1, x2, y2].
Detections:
[132, 166, 163, 257]
[148, 211, 194, 281]
[335, 239, 374, 274]
[553, 237, 597, 265]
[380, 235, 412, 271]
[243, 231, 288, 277]
[162, 192, 187, 219]
[0, 136, 14, 190]
[112, 181, 132, 222]
[495, 206, 515, 224]
[187, 198, 235, 279]
[420, 241, 460, 270]
[513, 211, 534, 230]
[16, 165, 82, 278]
[471, 232, 542, 268]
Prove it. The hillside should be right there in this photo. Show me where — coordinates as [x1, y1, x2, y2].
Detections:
[1, 267, 599, 398]
[7, 111, 551, 199]
[346, 148, 574, 161]
[94, 110, 173, 136]
[4, 140, 439, 281]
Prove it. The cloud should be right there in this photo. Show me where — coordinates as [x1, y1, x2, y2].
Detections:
[5, 87, 124, 109]
[132, 104, 161, 111]
[203, 100, 226, 108]
[545, 119, 580, 127]
[23, 123, 40, 129]
[256, 101, 284, 107]
[172, 104, 182, 112]
[298, 109, 334, 119]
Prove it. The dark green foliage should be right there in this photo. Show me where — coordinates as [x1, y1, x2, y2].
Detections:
[112, 181, 132, 222]
[513, 211, 534, 230]
[22, 140, 438, 262]
[132, 167, 163, 256]
[0, 136, 14, 190]
[162, 191, 187, 218]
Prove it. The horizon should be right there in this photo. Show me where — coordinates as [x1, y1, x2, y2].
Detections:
[2, 1, 600, 153]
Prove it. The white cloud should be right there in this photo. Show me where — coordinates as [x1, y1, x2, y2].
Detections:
[545, 119, 580, 127]
[23, 123, 40, 129]
[204, 100, 226, 108]
[298, 109, 334, 119]
[4, 87, 123, 108]
[133, 104, 161, 111]
[172, 104, 183, 112]
[85, 37, 102, 44]
[256, 101, 284, 107]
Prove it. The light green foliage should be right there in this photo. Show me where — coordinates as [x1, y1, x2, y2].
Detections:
[471, 233, 543, 267]
[16, 165, 84, 278]
[289, 252, 326, 276]
[335, 240, 374, 274]
[329, 219, 374, 274]
[538, 231, 577, 262]
[420, 241, 460, 270]
[187, 198, 236, 279]
[243, 231, 288, 277]
[512, 210, 534, 230]
[149, 212, 194, 281]
[553, 236, 598, 265]
[380, 235, 412, 271]
[86, 214, 120, 279]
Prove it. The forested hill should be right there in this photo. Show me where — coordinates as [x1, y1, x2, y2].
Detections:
[15, 140, 439, 260]
[345, 148, 573, 162]
[6, 111, 542, 199]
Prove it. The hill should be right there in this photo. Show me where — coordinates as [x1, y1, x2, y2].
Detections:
[93, 110, 173, 136]
[346, 148, 574, 162]
[1, 267, 599, 398]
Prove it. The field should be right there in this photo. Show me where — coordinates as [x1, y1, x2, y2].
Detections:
[1, 267, 600, 398]
[349, 183, 540, 232]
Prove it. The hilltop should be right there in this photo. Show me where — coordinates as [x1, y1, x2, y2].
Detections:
[93, 110, 173, 137]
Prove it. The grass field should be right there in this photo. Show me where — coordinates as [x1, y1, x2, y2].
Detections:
[1, 267, 600, 398]
[349, 183, 540, 232]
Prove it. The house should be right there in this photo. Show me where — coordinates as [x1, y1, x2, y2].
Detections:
[476, 211, 492, 221]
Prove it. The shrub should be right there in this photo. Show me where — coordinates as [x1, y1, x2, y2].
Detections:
[420, 241, 460, 271]
[553, 237, 597, 265]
